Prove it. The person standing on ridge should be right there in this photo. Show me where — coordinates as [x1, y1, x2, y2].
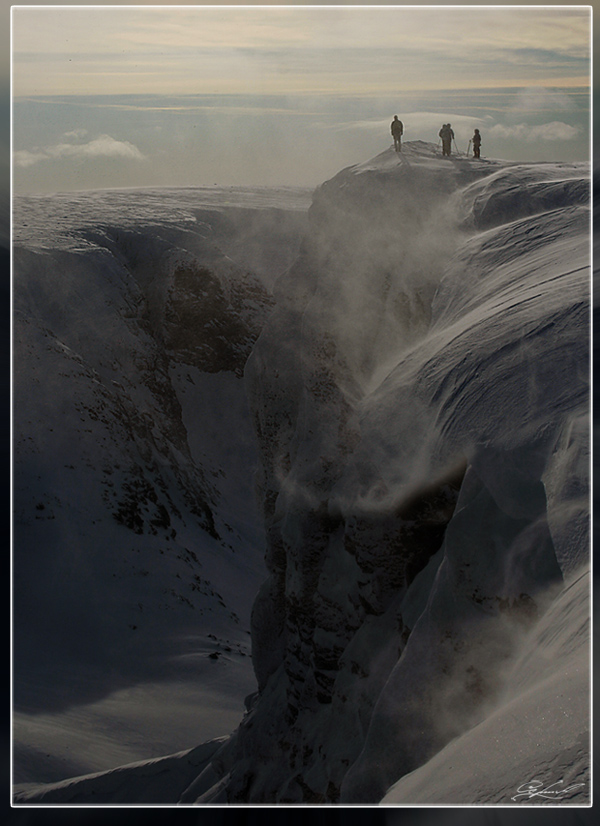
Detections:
[438, 124, 448, 155]
[391, 115, 404, 152]
[472, 128, 482, 158]
[439, 123, 454, 156]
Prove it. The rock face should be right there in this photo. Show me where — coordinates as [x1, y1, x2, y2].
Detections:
[187, 142, 590, 803]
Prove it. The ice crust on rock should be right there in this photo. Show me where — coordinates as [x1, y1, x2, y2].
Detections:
[13, 142, 590, 805]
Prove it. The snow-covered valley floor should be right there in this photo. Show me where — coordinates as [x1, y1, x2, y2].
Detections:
[12, 142, 590, 805]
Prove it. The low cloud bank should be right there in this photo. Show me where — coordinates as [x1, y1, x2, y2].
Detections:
[14, 132, 146, 168]
[318, 113, 581, 144]
[487, 121, 580, 141]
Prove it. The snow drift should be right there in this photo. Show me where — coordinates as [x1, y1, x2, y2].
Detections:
[13, 143, 590, 805]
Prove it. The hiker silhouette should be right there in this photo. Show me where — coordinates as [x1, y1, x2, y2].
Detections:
[439, 123, 455, 156]
[391, 115, 404, 152]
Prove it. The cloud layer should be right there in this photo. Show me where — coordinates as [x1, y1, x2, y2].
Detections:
[12, 6, 591, 97]
[12, 89, 590, 194]
[14, 133, 146, 168]
[487, 121, 581, 142]
[311, 112, 581, 144]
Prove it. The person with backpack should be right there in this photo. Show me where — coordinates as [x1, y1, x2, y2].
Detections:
[472, 128, 482, 158]
[391, 115, 404, 152]
[439, 123, 454, 156]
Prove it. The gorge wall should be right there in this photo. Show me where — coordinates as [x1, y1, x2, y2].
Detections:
[183, 142, 590, 804]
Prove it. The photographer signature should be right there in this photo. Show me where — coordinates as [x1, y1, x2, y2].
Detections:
[511, 779, 585, 802]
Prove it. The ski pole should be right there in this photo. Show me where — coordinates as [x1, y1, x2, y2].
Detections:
[453, 139, 459, 155]
[467, 139, 472, 156]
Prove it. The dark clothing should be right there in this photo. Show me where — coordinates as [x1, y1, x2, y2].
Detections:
[391, 118, 403, 151]
[472, 132, 481, 158]
[439, 125, 454, 156]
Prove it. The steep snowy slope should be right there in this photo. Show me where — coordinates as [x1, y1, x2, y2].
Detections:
[12, 186, 310, 783]
[381, 567, 589, 804]
[192, 143, 590, 805]
[13, 143, 590, 805]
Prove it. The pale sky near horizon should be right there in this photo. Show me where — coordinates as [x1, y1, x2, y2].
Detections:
[12, 6, 591, 96]
[10, 5, 592, 193]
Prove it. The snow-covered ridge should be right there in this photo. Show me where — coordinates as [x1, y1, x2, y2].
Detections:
[14, 142, 590, 804]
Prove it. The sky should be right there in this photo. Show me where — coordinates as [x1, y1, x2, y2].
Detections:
[8, 4, 593, 193]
